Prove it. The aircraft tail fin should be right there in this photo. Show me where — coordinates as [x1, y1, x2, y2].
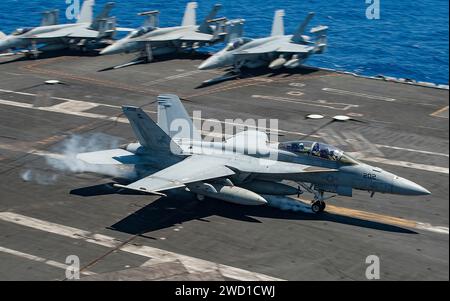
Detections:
[77, 0, 94, 24]
[271, 10, 285, 36]
[198, 4, 222, 33]
[291, 12, 315, 43]
[41, 9, 59, 26]
[122, 105, 183, 154]
[138, 11, 160, 28]
[91, 2, 115, 30]
[225, 19, 245, 43]
[0, 31, 6, 39]
[157, 95, 202, 141]
[181, 2, 198, 26]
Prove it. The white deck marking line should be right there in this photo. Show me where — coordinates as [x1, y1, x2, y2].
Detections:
[342, 132, 385, 157]
[0, 99, 129, 123]
[350, 154, 449, 174]
[322, 88, 396, 102]
[0, 88, 36, 97]
[252, 94, 359, 111]
[0, 88, 118, 109]
[376, 144, 449, 158]
[0, 212, 282, 281]
[0, 246, 96, 276]
[416, 223, 449, 235]
[0, 97, 448, 174]
[142, 70, 204, 86]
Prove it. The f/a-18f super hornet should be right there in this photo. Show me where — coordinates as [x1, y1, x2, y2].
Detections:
[0, 0, 117, 58]
[198, 9, 328, 72]
[99, 2, 229, 66]
[76, 95, 430, 214]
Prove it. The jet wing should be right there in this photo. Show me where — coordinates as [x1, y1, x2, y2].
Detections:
[115, 155, 236, 195]
[67, 28, 99, 38]
[235, 42, 312, 56]
[177, 32, 214, 42]
[234, 43, 279, 56]
[26, 28, 99, 40]
[276, 43, 313, 53]
[134, 32, 183, 43]
[135, 32, 213, 43]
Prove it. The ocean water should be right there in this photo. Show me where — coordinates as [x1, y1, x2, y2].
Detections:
[0, 0, 448, 84]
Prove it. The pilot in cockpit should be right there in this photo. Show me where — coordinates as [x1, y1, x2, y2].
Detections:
[312, 143, 320, 156]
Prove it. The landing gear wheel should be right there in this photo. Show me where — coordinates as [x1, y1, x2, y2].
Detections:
[311, 200, 325, 214]
[196, 194, 205, 201]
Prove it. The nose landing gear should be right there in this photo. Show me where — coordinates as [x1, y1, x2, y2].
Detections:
[297, 182, 334, 214]
[311, 200, 326, 214]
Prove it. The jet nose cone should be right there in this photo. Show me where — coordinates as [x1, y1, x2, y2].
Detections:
[100, 44, 119, 55]
[198, 57, 219, 70]
[392, 177, 431, 196]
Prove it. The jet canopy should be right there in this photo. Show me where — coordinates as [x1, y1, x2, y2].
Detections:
[12, 28, 33, 36]
[278, 141, 359, 164]
[128, 26, 155, 39]
[225, 38, 252, 52]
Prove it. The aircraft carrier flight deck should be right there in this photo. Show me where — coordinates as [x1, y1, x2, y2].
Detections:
[0, 52, 448, 280]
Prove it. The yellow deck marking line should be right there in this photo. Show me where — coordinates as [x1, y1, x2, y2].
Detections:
[293, 199, 448, 235]
[325, 204, 417, 229]
[431, 105, 449, 118]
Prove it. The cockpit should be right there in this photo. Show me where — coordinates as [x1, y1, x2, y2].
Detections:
[224, 38, 252, 52]
[12, 27, 33, 36]
[128, 26, 154, 39]
[278, 141, 359, 165]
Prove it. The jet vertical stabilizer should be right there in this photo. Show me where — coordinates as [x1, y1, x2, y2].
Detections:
[198, 4, 222, 34]
[182, 2, 198, 27]
[157, 94, 202, 141]
[91, 2, 115, 30]
[271, 10, 285, 36]
[122, 106, 183, 154]
[291, 12, 315, 43]
[77, 0, 95, 24]
[225, 19, 245, 43]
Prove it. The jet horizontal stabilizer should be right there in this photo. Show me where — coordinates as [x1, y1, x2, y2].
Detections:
[207, 17, 227, 24]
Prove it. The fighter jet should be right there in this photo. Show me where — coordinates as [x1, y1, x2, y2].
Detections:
[76, 95, 430, 214]
[100, 2, 228, 64]
[198, 10, 328, 72]
[0, 0, 117, 58]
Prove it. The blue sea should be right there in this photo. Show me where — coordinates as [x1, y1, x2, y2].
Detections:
[0, 0, 448, 84]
